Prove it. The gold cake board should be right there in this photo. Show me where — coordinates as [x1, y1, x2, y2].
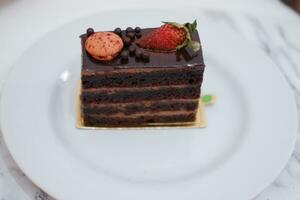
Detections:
[76, 84, 216, 130]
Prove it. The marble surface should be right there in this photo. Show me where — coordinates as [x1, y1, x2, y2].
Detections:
[0, 0, 299, 199]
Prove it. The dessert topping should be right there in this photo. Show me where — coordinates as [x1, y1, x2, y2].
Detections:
[120, 50, 129, 61]
[135, 49, 142, 59]
[136, 32, 142, 38]
[128, 45, 136, 55]
[137, 20, 200, 52]
[125, 27, 134, 33]
[127, 32, 135, 40]
[86, 28, 94, 37]
[85, 32, 123, 61]
[122, 36, 132, 47]
[134, 27, 141, 33]
[114, 28, 122, 36]
[141, 51, 150, 61]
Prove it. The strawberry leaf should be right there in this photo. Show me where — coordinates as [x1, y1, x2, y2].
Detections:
[190, 20, 197, 32]
[184, 20, 197, 33]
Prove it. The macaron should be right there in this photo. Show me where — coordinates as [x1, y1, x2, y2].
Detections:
[85, 32, 124, 61]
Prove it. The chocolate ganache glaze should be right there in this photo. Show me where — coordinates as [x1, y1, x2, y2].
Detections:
[81, 28, 205, 72]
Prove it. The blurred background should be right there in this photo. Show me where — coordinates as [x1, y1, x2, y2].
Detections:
[0, 0, 299, 200]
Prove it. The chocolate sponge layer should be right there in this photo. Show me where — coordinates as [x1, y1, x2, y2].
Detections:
[83, 99, 198, 115]
[81, 84, 200, 104]
[82, 67, 204, 89]
[83, 111, 196, 127]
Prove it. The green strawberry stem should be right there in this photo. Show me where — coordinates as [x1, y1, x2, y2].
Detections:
[162, 20, 200, 52]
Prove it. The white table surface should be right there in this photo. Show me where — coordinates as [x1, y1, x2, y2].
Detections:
[0, 0, 300, 199]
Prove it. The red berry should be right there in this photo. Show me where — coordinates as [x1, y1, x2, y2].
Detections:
[136, 24, 186, 52]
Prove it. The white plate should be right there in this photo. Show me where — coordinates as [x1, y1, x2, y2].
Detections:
[0, 7, 298, 200]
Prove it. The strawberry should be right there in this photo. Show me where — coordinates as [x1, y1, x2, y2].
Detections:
[137, 20, 200, 52]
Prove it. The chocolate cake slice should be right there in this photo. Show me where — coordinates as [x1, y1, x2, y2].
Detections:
[80, 21, 205, 127]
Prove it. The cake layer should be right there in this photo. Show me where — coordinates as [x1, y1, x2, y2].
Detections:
[82, 67, 203, 89]
[83, 99, 198, 115]
[83, 111, 196, 127]
[81, 84, 200, 103]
